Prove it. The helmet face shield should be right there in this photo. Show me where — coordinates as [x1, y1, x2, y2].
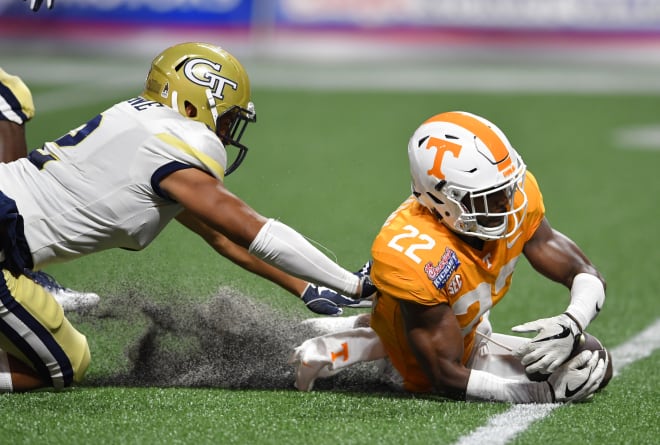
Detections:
[452, 165, 528, 239]
[216, 102, 256, 176]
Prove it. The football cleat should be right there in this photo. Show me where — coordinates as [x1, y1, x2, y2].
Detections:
[25, 270, 100, 311]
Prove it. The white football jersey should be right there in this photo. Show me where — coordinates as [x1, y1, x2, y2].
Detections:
[0, 97, 227, 268]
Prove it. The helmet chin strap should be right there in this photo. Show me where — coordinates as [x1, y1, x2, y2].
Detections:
[206, 89, 219, 129]
[171, 90, 179, 113]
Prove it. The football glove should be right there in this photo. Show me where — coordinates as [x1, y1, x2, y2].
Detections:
[512, 313, 583, 374]
[547, 350, 606, 403]
[355, 260, 377, 300]
[25, 0, 54, 11]
[301, 283, 371, 316]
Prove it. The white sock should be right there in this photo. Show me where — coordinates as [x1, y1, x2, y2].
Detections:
[299, 315, 365, 335]
[290, 327, 386, 391]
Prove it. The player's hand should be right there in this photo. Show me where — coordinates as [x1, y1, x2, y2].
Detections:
[301, 283, 371, 316]
[512, 313, 582, 374]
[547, 350, 606, 403]
[25, 0, 54, 12]
[355, 260, 377, 300]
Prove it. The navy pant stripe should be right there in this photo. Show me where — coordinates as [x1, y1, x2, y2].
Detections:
[0, 276, 74, 387]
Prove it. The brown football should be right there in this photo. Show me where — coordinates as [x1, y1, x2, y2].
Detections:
[526, 333, 613, 390]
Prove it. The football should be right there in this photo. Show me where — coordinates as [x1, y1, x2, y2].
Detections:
[526, 333, 613, 390]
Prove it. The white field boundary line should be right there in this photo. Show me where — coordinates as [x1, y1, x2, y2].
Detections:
[453, 318, 660, 445]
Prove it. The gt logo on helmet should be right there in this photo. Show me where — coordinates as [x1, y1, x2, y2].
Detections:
[183, 58, 238, 100]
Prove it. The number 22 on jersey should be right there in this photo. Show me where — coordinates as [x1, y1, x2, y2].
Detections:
[384, 221, 515, 336]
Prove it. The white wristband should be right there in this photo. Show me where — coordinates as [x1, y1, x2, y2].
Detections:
[466, 369, 553, 403]
[248, 219, 359, 297]
[566, 273, 605, 331]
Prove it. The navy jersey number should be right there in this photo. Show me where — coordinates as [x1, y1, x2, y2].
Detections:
[29, 114, 103, 169]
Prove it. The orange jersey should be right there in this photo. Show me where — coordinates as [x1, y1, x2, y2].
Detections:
[370, 171, 545, 392]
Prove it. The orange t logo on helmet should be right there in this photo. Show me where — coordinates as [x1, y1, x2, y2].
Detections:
[423, 137, 461, 179]
[423, 112, 514, 179]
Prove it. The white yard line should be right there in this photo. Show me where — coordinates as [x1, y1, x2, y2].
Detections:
[453, 318, 660, 445]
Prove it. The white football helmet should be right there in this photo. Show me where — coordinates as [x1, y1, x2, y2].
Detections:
[142, 42, 256, 175]
[408, 111, 528, 240]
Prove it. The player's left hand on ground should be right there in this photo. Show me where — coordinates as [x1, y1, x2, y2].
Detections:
[512, 313, 582, 374]
[25, 0, 54, 12]
[301, 283, 372, 316]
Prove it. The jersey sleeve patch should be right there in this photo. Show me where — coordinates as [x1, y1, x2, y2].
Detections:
[372, 251, 450, 306]
[424, 247, 461, 290]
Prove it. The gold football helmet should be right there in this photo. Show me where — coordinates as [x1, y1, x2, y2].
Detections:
[142, 42, 256, 175]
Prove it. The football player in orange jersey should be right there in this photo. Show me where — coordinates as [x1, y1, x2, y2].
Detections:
[291, 111, 611, 403]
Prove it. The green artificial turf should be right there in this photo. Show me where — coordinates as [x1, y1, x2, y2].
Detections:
[0, 64, 657, 444]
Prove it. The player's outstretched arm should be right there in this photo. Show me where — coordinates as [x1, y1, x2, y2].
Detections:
[400, 300, 605, 403]
[515, 218, 606, 375]
[176, 209, 305, 296]
[176, 210, 363, 316]
[162, 168, 362, 299]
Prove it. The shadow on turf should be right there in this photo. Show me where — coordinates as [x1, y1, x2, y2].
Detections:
[84, 286, 397, 394]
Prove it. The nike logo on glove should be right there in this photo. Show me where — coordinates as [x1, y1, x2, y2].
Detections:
[532, 324, 571, 343]
[564, 366, 594, 398]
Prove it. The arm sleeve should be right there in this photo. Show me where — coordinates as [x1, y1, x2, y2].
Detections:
[248, 219, 360, 297]
[466, 369, 554, 403]
[565, 273, 605, 330]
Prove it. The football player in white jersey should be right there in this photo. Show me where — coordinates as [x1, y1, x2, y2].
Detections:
[0, 42, 371, 392]
[0, 67, 101, 311]
[0, 65, 365, 316]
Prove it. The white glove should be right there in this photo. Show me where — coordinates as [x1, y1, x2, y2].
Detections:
[547, 350, 606, 403]
[26, 0, 54, 11]
[512, 313, 582, 374]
